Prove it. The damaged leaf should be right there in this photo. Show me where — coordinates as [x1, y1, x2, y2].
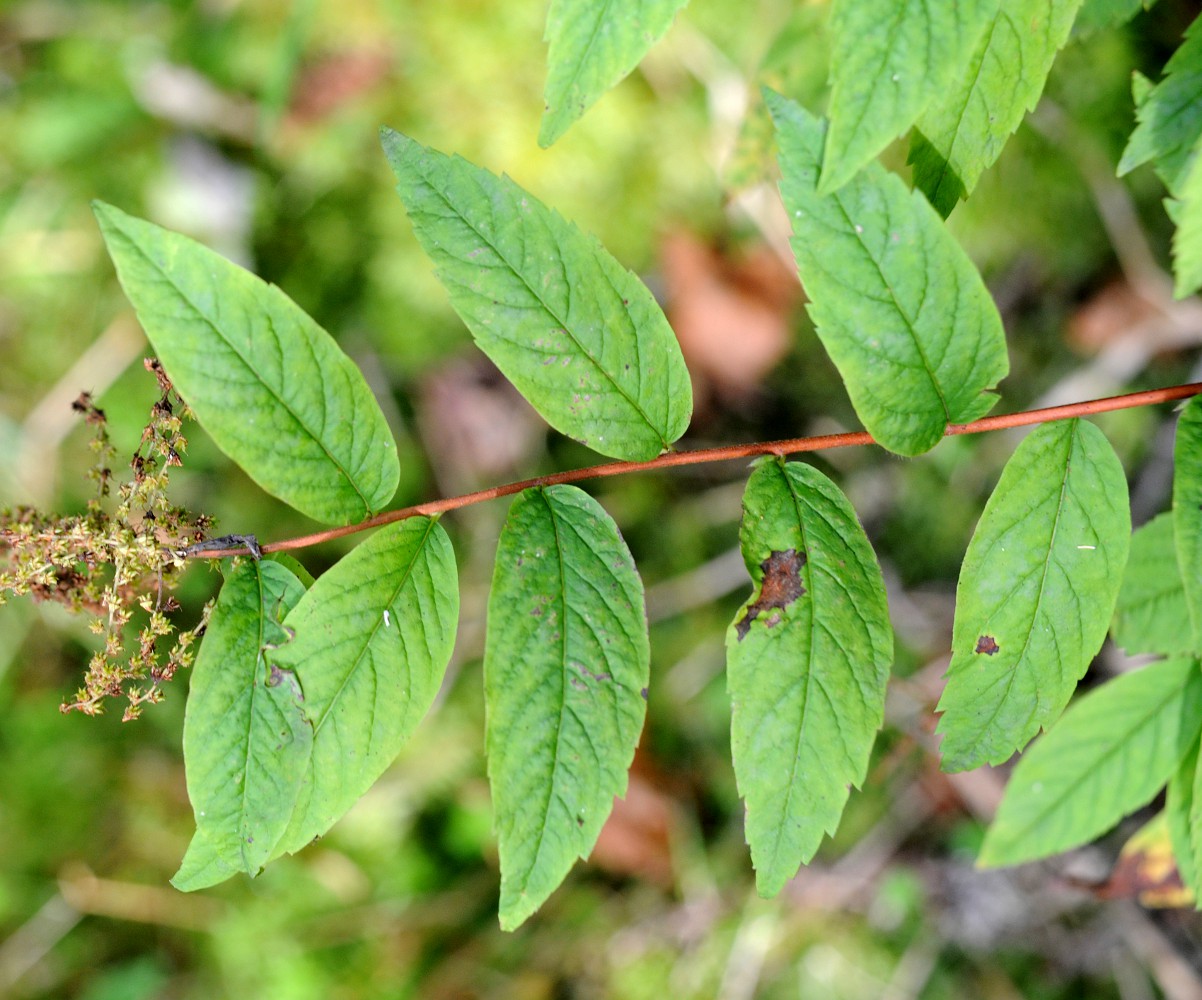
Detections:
[1094, 812, 1194, 908]
[176, 559, 310, 884]
[269, 517, 459, 857]
[938, 419, 1131, 772]
[734, 548, 806, 639]
[727, 458, 892, 896]
[485, 485, 649, 930]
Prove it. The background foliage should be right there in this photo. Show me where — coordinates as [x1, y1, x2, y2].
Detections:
[4, 0, 1202, 996]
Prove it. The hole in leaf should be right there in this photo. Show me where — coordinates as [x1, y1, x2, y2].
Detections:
[735, 548, 806, 640]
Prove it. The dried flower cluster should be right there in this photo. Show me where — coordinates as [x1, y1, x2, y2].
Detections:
[0, 359, 214, 720]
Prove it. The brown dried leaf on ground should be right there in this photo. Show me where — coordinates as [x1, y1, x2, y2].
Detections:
[662, 231, 800, 407]
[1067, 279, 1160, 355]
[288, 49, 393, 125]
[590, 751, 677, 886]
[418, 356, 544, 491]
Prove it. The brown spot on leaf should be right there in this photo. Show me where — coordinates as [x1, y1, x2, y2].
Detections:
[975, 635, 1000, 656]
[735, 549, 806, 640]
[268, 663, 304, 701]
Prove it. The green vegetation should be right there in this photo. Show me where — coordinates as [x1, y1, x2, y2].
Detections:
[5, 0, 1202, 996]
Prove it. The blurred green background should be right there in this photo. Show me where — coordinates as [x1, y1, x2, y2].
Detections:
[3, 0, 1202, 996]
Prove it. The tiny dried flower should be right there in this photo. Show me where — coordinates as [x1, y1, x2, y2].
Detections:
[0, 359, 215, 719]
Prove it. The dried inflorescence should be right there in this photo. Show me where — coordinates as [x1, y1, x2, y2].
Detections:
[0, 359, 215, 720]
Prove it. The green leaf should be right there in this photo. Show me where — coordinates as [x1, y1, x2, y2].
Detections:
[937, 420, 1131, 772]
[1075, 0, 1156, 34]
[1190, 737, 1202, 899]
[268, 552, 315, 590]
[727, 459, 892, 896]
[1175, 397, 1202, 650]
[1113, 513, 1194, 656]
[768, 91, 1008, 457]
[179, 559, 310, 880]
[1168, 740, 1200, 898]
[1171, 140, 1202, 298]
[93, 202, 399, 526]
[539, 0, 689, 147]
[820, 0, 995, 194]
[484, 485, 649, 930]
[270, 517, 459, 855]
[979, 657, 1202, 867]
[1118, 13, 1202, 193]
[381, 130, 692, 462]
[1117, 19, 1202, 297]
[909, 0, 1084, 217]
[171, 828, 240, 892]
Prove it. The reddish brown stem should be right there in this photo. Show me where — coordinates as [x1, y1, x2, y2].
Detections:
[185, 381, 1202, 558]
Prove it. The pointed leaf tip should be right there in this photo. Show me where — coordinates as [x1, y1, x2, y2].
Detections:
[539, 0, 689, 146]
[181, 559, 310, 884]
[909, 1, 1083, 216]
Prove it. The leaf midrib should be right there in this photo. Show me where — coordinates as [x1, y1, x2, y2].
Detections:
[767, 461, 820, 875]
[830, 190, 953, 424]
[519, 487, 574, 895]
[546, 0, 613, 116]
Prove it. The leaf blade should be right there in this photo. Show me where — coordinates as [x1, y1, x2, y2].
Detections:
[1113, 512, 1193, 656]
[180, 559, 311, 879]
[1075, 0, 1155, 34]
[1174, 396, 1202, 649]
[382, 130, 692, 462]
[270, 517, 460, 855]
[1118, 13, 1202, 192]
[937, 419, 1131, 771]
[171, 828, 240, 892]
[540, 0, 690, 147]
[768, 91, 1008, 456]
[1171, 140, 1202, 298]
[93, 202, 399, 525]
[909, 0, 1084, 217]
[484, 485, 649, 930]
[979, 657, 1202, 867]
[821, 0, 995, 193]
[1167, 740, 1201, 898]
[727, 459, 893, 896]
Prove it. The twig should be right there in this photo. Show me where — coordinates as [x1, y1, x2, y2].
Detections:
[185, 381, 1202, 558]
